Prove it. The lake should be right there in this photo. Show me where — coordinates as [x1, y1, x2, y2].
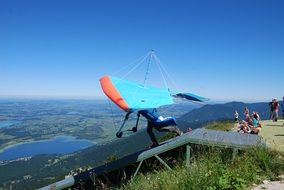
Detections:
[0, 120, 21, 128]
[0, 136, 95, 161]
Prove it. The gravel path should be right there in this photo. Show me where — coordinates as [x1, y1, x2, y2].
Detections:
[251, 176, 284, 190]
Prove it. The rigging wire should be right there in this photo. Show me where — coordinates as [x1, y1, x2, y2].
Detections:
[104, 51, 201, 135]
[143, 50, 154, 86]
[152, 53, 169, 90]
[153, 54, 181, 92]
[107, 51, 151, 132]
[120, 52, 150, 81]
[112, 52, 150, 77]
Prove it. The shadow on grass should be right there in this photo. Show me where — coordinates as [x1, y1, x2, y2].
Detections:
[266, 124, 283, 127]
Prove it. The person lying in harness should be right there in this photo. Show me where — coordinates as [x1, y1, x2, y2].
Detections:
[135, 109, 183, 148]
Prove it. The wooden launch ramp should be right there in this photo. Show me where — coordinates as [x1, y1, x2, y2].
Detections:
[39, 128, 265, 190]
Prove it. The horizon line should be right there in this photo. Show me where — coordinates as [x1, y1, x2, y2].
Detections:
[0, 95, 271, 103]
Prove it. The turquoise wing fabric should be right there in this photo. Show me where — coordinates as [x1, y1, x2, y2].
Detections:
[110, 76, 174, 111]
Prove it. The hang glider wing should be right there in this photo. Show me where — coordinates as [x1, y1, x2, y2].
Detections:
[100, 75, 174, 112]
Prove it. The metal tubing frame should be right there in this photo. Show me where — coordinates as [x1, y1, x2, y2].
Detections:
[134, 160, 144, 177]
[116, 112, 131, 134]
[134, 154, 173, 177]
[154, 155, 172, 171]
[90, 173, 96, 187]
[186, 144, 191, 167]
[232, 148, 239, 159]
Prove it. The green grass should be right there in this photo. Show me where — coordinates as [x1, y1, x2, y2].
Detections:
[204, 120, 234, 131]
[120, 147, 284, 190]
[118, 121, 284, 190]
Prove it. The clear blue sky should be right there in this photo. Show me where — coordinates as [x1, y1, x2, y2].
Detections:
[0, 0, 283, 102]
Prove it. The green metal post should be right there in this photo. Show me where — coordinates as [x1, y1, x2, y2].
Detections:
[154, 155, 172, 170]
[134, 160, 144, 177]
[232, 148, 238, 159]
[186, 144, 191, 167]
[90, 173, 96, 187]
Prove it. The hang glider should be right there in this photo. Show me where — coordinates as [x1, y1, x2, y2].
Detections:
[100, 75, 206, 112]
[99, 51, 208, 138]
[100, 75, 207, 138]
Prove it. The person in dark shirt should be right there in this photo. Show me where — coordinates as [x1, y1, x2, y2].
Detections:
[269, 100, 273, 120]
[136, 109, 182, 147]
[282, 97, 284, 119]
[272, 99, 279, 122]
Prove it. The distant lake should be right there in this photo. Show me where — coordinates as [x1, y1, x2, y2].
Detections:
[0, 136, 95, 161]
[0, 120, 21, 128]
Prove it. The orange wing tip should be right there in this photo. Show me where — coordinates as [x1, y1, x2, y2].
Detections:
[100, 76, 129, 111]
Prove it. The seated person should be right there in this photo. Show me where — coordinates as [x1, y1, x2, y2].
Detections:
[250, 118, 262, 135]
[137, 109, 182, 147]
[252, 117, 258, 127]
[255, 112, 261, 121]
[237, 120, 250, 133]
[245, 114, 253, 126]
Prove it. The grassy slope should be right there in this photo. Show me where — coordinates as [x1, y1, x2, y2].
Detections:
[122, 148, 283, 190]
[203, 120, 234, 131]
[120, 121, 284, 190]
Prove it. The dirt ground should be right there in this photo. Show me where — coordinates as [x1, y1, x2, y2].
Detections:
[252, 120, 283, 190]
[259, 120, 284, 152]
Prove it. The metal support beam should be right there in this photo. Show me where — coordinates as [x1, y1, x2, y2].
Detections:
[38, 176, 75, 190]
[103, 174, 113, 186]
[90, 173, 96, 187]
[134, 160, 144, 177]
[154, 155, 172, 171]
[186, 144, 191, 167]
[232, 148, 238, 159]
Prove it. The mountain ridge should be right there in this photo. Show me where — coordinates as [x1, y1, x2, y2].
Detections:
[178, 101, 272, 124]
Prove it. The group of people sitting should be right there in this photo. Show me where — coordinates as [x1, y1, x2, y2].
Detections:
[237, 107, 262, 135]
